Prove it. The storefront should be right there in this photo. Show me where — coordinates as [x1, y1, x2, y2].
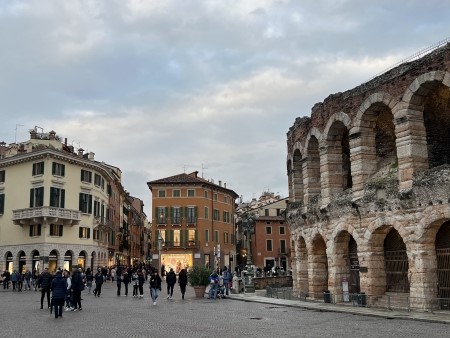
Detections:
[64, 251, 73, 271]
[161, 253, 193, 274]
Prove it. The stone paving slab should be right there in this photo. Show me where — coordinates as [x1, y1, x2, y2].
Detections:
[0, 282, 449, 338]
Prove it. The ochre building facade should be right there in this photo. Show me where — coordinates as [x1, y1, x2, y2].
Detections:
[286, 43, 450, 310]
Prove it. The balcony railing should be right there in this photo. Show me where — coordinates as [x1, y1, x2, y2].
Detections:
[155, 240, 200, 249]
[13, 206, 81, 226]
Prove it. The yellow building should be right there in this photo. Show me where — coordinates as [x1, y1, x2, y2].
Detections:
[147, 171, 238, 273]
[0, 128, 145, 273]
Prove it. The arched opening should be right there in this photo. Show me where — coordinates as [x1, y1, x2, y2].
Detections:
[91, 251, 96, 270]
[326, 121, 352, 195]
[384, 229, 409, 293]
[48, 250, 58, 272]
[436, 220, 450, 307]
[297, 237, 309, 296]
[423, 84, 450, 168]
[374, 106, 397, 172]
[310, 235, 328, 298]
[5, 252, 13, 272]
[64, 251, 73, 271]
[305, 136, 321, 206]
[31, 250, 40, 274]
[78, 251, 87, 269]
[292, 149, 304, 203]
[18, 250, 27, 273]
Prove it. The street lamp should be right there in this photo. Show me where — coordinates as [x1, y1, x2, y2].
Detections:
[157, 232, 163, 274]
[241, 213, 257, 267]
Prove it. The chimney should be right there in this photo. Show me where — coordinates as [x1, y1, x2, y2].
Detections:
[49, 130, 56, 140]
[30, 130, 37, 139]
[224, 182, 227, 188]
[88, 152, 95, 160]
[219, 180, 222, 187]
[78, 148, 84, 157]
[64, 138, 67, 145]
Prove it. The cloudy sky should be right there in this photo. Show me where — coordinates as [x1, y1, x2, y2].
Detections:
[1, 0, 449, 217]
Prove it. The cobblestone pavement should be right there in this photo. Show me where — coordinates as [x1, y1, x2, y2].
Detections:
[0, 282, 449, 338]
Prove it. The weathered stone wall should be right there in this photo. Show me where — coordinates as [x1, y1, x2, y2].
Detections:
[286, 43, 450, 310]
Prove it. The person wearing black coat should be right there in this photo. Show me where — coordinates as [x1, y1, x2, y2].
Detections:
[51, 270, 67, 318]
[38, 267, 53, 309]
[166, 268, 177, 299]
[71, 267, 83, 311]
[122, 269, 130, 296]
[178, 269, 188, 300]
[93, 268, 104, 297]
[149, 270, 162, 305]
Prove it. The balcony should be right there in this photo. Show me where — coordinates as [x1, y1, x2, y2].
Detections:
[155, 240, 200, 249]
[12, 207, 81, 226]
[94, 217, 114, 231]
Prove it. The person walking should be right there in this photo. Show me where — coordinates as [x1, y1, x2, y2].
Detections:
[2, 270, 10, 289]
[71, 267, 83, 311]
[122, 268, 130, 296]
[23, 270, 32, 291]
[178, 269, 188, 300]
[38, 267, 52, 309]
[131, 270, 139, 297]
[138, 269, 145, 298]
[10, 270, 19, 291]
[222, 266, 232, 296]
[85, 268, 93, 294]
[166, 268, 176, 300]
[63, 270, 74, 311]
[149, 270, 162, 306]
[51, 270, 67, 319]
[93, 268, 104, 297]
[116, 266, 122, 296]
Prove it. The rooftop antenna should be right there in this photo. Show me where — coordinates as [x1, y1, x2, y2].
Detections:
[15, 124, 24, 143]
[201, 163, 208, 178]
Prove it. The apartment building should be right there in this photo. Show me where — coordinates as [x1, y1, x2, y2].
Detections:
[0, 128, 146, 273]
[147, 171, 238, 273]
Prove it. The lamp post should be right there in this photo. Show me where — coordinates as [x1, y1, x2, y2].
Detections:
[157, 232, 163, 275]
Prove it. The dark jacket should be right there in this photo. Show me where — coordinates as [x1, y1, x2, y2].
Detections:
[38, 271, 53, 288]
[94, 272, 104, 285]
[51, 274, 67, 300]
[178, 270, 188, 287]
[166, 270, 177, 285]
[122, 272, 129, 284]
[149, 274, 162, 290]
[71, 271, 84, 291]
[138, 272, 145, 287]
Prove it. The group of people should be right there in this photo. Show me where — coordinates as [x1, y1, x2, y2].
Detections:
[1, 269, 39, 291]
[208, 266, 233, 299]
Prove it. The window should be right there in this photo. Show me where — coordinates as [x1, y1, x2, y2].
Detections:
[32, 162, 44, 176]
[156, 207, 167, 224]
[0, 170, 5, 183]
[188, 229, 197, 246]
[187, 206, 196, 223]
[94, 200, 101, 217]
[265, 226, 272, 235]
[50, 224, 63, 237]
[173, 190, 181, 198]
[231, 233, 235, 245]
[0, 194, 4, 214]
[173, 229, 181, 246]
[93, 229, 100, 241]
[223, 211, 230, 223]
[224, 196, 228, 203]
[81, 170, 92, 183]
[204, 190, 208, 198]
[158, 190, 166, 198]
[279, 226, 285, 235]
[205, 229, 209, 243]
[52, 162, 65, 176]
[204, 206, 209, 219]
[214, 193, 218, 201]
[264, 209, 269, 216]
[29, 224, 42, 237]
[79, 193, 93, 214]
[214, 230, 219, 243]
[94, 173, 100, 186]
[266, 239, 273, 251]
[280, 239, 286, 254]
[172, 207, 181, 224]
[29, 187, 44, 207]
[187, 189, 195, 197]
[79, 226, 90, 239]
[50, 187, 65, 208]
[223, 232, 229, 244]
[213, 209, 219, 221]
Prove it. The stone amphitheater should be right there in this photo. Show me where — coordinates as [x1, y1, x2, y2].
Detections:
[286, 42, 450, 310]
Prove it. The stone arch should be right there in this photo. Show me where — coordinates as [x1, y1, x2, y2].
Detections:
[294, 236, 309, 295]
[78, 250, 88, 269]
[286, 156, 293, 200]
[321, 112, 352, 204]
[309, 234, 328, 298]
[5, 251, 13, 272]
[31, 249, 40, 273]
[90, 251, 96, 269]
[17, 250, 27, 273]
[304, 127, 322, 208]
[64, 250, 74, 271]
[397, 71, 450, 189]
[351, 93, 399, 200]
[435, 220, 450, 301]
[48, 249, 59, 272]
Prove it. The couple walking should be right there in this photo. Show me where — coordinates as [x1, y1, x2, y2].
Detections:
[149, 268, 188, 305]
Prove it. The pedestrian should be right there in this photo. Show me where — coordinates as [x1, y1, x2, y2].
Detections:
[38, 267, 52, 309]
[131, 270, 139, 297]
[138, 269, 145, 298]
[166, 268, 176, 299]
[23, 270, 32, 291]
[208, 271, 219, 299]
[85, 268, 93, 294]
[2, 270, 10, 289]
[10, 270, 19, 291]
[17, 271, 23, 292]
[161, 263, 165, 277]
[71, 267, 83, 311]
[51, 270, 67, 319]
[222, 266, 232, 296]
[178, 269, 188, 300]
[93, 268, 104, 297]
[122, 268, 130, 296]
[111, 267, 116, 282]
[63, 270, 74, 311]
[32, 270, 39, 291]
[149, 270, 162, 306]
[116, 266, 122, 296]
